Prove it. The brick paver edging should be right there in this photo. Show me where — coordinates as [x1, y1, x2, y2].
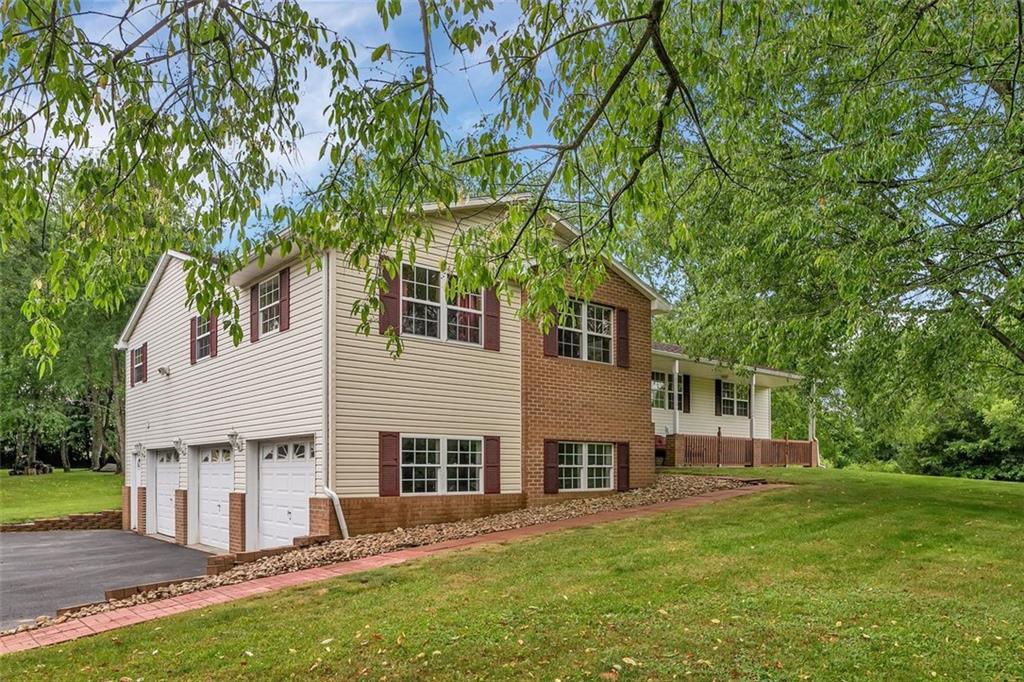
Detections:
[0, 484, 789, 655]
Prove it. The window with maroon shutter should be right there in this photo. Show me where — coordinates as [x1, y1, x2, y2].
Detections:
[483, 288, 500, 351]
[542, 307, 558, 356]
[616, 308, 629, 368]
[484, 435, 500, 493]
[130, 346, 146, 386]
[715, 379, 723, 416]
[278, 267, 291, 331]
[249, 284, 259, 343]
[553, 300, 613, 363]
[141, 342, 148, 382]
[378, 432, 400, 496]
[683, 374, 691, 413]
[616, 442, 630, 491]
[192, 315, 213, 362]
[543, 440, 559, 493]
[379, 258, 400, 335]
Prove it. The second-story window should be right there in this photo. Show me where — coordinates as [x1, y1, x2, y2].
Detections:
[258, 275, 281, 335]
[131, 347, 146, 384]
[721, 381, 750, 416]
[558, 299, 613, 363]
[194, 315, 212, 361]
[401, 264, 482, 344]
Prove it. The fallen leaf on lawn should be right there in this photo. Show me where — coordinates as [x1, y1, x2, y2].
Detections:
[710, 619, 720, 624]
[321, 638, 334, 645]
[658, 609, 669, 616]
[623, 657, 638, 666]
[288, 648, 297, 654]
[244, 651, 253, 657]
[599, 671, 619, 681]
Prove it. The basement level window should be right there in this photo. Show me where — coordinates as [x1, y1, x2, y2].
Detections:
[557, 442, 612, 491]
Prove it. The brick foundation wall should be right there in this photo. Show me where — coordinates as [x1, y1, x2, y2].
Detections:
[174, 489, 188, 545]
[0, 510, 123, 533]
[122, 485, 132, 530]
[136, 486, 147, 535]
[312, 493, 528, 537]
[522, 268, 656, 501]
[229, 492, 246, 552]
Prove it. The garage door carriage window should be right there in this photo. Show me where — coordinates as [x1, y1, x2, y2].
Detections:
[261, 441, 311, 461]
[156, 451, 180, 464]
[400, 436, 483, 494]
[201, 447, 231, 463]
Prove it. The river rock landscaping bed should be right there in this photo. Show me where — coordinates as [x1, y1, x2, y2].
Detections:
[5, 474, 754, 635]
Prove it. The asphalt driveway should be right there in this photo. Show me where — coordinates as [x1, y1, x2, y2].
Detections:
[0, 530, 209, 630]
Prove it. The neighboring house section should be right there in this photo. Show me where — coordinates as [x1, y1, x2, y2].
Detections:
[116, 198, 813, 553]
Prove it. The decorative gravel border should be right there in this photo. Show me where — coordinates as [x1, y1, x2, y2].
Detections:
[5, 474, 755, 635]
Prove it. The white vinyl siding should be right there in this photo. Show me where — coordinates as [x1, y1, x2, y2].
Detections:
[124, 258, 325, 497]
[334, 207, 522, 497]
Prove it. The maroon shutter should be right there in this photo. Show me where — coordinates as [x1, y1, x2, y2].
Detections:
[278, 267, 291, 332]
[483, 287, 500, 351]
[616, 442, 630, 491]
[484, 435, 500, 493]
[210, 313, 219, 357]
[379, 259, 400, 335]
[542, 307, 558, 357]
[129, 351, 135, 388]
[715, 379, 723, 416]
[249, 284, 260, 343]
[378, 431, 400, 496]
[616, 308, 630, 367]
[683, 374, 691, 413]
[189, 317, 197, 365]
[141, 342, 148, 383]
[543, 439, 559, 493]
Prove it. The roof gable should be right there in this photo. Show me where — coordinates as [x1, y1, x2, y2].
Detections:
[114, 250, 192, 349]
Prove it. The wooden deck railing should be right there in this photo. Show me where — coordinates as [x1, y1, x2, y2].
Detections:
[667, 430, 816, 467]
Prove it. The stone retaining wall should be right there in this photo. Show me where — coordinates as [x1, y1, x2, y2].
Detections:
[0, 510, 122, 533]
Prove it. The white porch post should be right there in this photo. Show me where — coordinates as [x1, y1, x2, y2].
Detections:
[808, 383, 817, 441]
[672, 358, 680, 434]
[749, 374, 756, 439]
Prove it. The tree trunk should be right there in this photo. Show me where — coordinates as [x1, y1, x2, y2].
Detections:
[60, 436, 71, 472]
[88, 385, 106, 470]
[110, 349, 125, 474]
[27, 433, 37, 465]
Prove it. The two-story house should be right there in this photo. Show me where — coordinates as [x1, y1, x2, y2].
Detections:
[116, 197, 814, 553]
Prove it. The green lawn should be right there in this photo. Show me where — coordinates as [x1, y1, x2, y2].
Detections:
[2, 469, 1022, 680]
[0, 469, 123, 523]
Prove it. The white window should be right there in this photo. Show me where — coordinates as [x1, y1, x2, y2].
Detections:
[721, 381, 750, 417]
[194, 315, 212, 360]
[558, 442, 613, 491]
[131, 347, 145, 384]
[258, 275, 281, 335]
[558, 299, 613, 363]
[400, 264, 482, 344]
[651, 371, 667, 409]
[400, 436, 483, 494]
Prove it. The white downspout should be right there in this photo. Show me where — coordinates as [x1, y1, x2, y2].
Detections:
[321, 250, 349, 539]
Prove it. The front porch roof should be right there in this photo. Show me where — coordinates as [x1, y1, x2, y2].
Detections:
[651, 342, 802, 389]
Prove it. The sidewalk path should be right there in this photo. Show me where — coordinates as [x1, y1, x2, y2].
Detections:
[0, 483, 789, 655]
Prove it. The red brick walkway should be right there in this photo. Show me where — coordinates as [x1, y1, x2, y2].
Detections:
[0, 484, 788, 655]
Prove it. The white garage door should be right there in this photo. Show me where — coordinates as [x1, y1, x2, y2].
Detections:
[198, 446, 233, 550]
[258, 441, 313, 549]
[154, 451, 178, 537]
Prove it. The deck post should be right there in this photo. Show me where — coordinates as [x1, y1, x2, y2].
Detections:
[716, 427, 722, 467]
[784, 432, 790, 467]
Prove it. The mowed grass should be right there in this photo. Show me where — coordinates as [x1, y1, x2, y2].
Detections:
[3, 469, 1022, 680]
[0, 469, 123, 523]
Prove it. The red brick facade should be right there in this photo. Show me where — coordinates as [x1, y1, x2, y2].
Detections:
[310, 494, 527, 538]
[521, 269, 655, 502]
[229, 492, 246, 552]
[136, 487, 146, 535]
[122, 485, 131, 530]
[174, 489, 188, 545]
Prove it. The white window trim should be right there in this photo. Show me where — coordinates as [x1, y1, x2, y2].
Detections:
[399, 434, 485, 496]
[721, 381, 750, 417]
[257, 273, 281, 337]
[557, 441, 615, 492]
[558, 299, 614, 364]
[651, 371, 667, 409]
[131, 347, 145, 383]
[194, 315, 212, 361]
[400, 264, 483, 347]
